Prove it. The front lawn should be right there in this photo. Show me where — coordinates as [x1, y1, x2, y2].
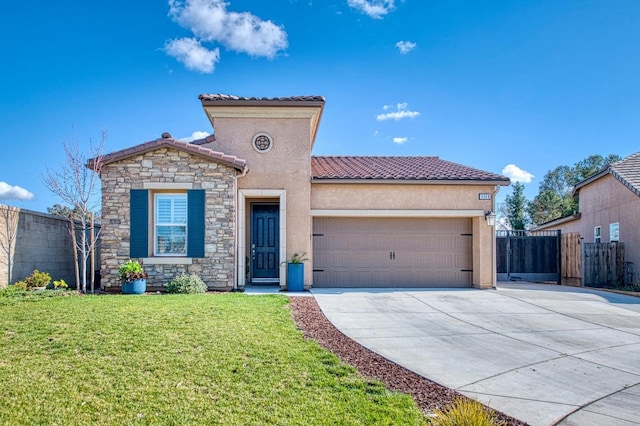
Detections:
[0, 292, 425, 425]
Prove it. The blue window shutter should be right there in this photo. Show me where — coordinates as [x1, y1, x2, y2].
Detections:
[187, 190, 205, 258]
[130, 189, 149, 258]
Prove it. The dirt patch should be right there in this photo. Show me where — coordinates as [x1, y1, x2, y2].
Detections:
[288, 296, 527, 425]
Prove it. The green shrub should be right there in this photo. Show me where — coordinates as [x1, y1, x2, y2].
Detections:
[20, 270, 51, 289]
[12, 281, 28, 291]
[54, 279, 68, 289]
[165, 273, 207, 294]
[0, 284, 28, 298]
[431, 398, 503, 426]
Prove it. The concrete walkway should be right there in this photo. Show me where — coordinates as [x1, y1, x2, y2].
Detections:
[311, 283, 640, 426]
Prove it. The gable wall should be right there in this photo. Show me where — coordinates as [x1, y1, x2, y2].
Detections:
[576, 174, 640, 270]
[100, 147, 238, 290]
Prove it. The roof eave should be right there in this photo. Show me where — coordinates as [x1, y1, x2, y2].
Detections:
[572, 169, 610, 196]
[88, 139, 247, 173]
[531, 212, 581, 231]
[311, 178, 511, 186]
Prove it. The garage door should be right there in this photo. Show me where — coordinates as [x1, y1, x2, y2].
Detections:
[312, 217, 473, 288]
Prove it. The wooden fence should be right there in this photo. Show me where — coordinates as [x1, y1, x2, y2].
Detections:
[557, 233, 628, 288]
[560, 232, 581, 286]
[582, 242, 626, 288]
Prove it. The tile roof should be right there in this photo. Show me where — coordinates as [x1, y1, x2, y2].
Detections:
[574, 151, 640, 197]
[610, 151, 640, 197]
[88, 133, 247, 171]
[311, 156, 510, 183]
[199, 94, 325, 103]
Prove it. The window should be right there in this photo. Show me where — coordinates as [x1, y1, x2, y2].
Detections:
[610, 222, 619, 242]
[594, 226, 601, 243]
[252, 132, 273, 153]
[130, 189, 205, 258]
[155, 194, 187, 255]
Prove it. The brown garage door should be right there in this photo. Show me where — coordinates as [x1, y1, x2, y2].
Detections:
[312, 217, 473, 288]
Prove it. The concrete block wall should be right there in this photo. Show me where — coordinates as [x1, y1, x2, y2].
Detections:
[0, 205, 79, 287]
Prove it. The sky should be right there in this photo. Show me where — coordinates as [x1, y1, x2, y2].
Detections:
[1, 0, 639, 213]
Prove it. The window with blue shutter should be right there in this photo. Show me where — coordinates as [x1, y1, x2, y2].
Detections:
[130, 189, 205, 258]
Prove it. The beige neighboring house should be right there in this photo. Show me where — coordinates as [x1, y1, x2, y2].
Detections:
[535, 152, 640, 277]
[93, 94, 510, 292]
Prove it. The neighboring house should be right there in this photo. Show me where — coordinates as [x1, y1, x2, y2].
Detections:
[535, 151, 640, 276]
[93, 94, 510, 291]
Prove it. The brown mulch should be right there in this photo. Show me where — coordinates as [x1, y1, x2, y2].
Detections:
[288, 296, 527, 426]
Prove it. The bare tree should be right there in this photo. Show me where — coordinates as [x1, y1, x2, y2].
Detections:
[0, 204, 20, 286]
[42, 130, 106, 293]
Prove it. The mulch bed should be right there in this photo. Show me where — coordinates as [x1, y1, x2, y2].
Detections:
[288, 296, 527, 425]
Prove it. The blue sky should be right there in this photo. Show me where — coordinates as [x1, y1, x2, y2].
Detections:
[1, 0, 639, 212]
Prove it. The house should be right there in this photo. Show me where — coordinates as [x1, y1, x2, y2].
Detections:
[535, 151, 640, 279]
[93, 94, 510, 291]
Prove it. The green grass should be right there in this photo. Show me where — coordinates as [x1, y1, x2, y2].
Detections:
[0, 292, 425, 425]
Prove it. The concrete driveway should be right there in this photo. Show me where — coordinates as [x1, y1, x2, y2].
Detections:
[311, 283, 640, 426]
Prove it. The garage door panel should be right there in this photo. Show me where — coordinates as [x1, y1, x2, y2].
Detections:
[394, 252, 472, 269]
[314, 269, 472, 288]
[313, 217, 473, 288]
[316, 234, 471, 252]
[314, 235, 394, 250]
[314, 217, 471, 234]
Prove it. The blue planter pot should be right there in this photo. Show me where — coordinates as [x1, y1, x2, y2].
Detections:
[121, 279, 146, 294]
[287, 263, 305, 291]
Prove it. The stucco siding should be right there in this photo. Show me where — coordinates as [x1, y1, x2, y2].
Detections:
[311, 183, 496, 211]
[577, 175, 640, 270]
[204, 117, 313, 287]
[538, 174, 640, 274]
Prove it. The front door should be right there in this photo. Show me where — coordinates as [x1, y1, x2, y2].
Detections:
[251, 204, 279, 283]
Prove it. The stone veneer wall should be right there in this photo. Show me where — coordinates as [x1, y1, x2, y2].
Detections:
[99, 148, 238, 290]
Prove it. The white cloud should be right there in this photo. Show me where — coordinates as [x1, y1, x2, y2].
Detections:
[164, 37, 220, 73]
[168, 0, 288, 58]
[502, 164, 534, 183]
[179, 130, 211, 142]
[392, 137, 407, 145]
[0, 182, 34, 201]
[396, 40, 416, 54]
[376, 103, 420, 121]
[347, 0, 395, 19]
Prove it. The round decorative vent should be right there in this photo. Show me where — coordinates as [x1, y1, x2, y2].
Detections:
[252, 133, 273, 153]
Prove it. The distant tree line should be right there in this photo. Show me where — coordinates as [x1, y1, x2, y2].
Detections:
[502, 154, 621, 230]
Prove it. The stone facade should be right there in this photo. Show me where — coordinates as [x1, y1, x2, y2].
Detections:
[99, 148, 238, 290]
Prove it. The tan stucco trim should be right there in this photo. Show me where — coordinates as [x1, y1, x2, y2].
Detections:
[238, 189, 287, 289]
[205, 106, 321, 119]
[204, 106, 324, 147]
[142, 257, 193, 265]
[143, 182, 193, 190]
[310, 209, 486, 217]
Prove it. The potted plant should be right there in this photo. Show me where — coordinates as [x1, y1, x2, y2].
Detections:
[119, 260, 148, 294]
[284, 252, 309, 292]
